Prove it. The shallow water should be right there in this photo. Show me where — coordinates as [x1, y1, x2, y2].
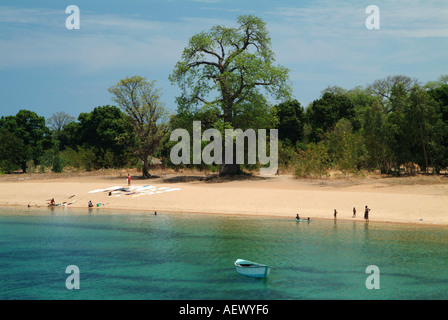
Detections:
[0, 206, 447, 300]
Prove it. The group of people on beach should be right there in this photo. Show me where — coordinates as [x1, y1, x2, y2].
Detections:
[333, 206, 371, 221]
[296, 206, 371, 222]
[295, 214, 310, 221]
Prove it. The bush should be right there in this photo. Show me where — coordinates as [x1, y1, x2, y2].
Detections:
[0, 159, 19, 173]
[39, 147, 65, 173]
[52, 154, 64, 173]
[294, 143, 330, 178]
[60, 146, 96, 171]
[278, 140, 300, 169]
[325, 119, 366, 172]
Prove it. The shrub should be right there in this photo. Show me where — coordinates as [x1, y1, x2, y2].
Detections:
[294, 143, 330, 178]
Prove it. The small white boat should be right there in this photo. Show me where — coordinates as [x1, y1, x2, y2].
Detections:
[234, 259, 270, 278]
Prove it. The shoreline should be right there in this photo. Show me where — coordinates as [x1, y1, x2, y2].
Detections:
[1, 172, 448, 227]
[1, 203, 447, 228]
[2, 204, 448, 229]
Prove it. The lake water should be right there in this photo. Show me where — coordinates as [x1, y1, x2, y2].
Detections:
[1, 206, 447, 300]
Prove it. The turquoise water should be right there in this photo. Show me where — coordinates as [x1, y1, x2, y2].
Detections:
[0, 206, 447, 300]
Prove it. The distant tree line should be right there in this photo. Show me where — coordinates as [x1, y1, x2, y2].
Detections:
[275, 74, 448, 177]
[1, 73, 446, 178]
[0, 75, 171, 177]
[0, 106, 132, 173]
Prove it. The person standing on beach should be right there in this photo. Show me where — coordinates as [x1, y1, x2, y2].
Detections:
[353, 207, 356, 218]
[364, 206, 370, 221]
[334, 209, 337, 219]
[127, 174, 131, 186]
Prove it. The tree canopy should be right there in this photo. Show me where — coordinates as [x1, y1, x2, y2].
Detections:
[169, 15, 291, 175]
[275, 99, 305, 145]
[306, 92, 356, 143]
[108, 75, 170, 178]
[60, 105, 136, 170]
[0, 109, 52, 173]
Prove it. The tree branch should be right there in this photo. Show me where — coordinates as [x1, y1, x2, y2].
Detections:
[193, 95, 210, 105]
[188, 61, 220, 69]
[201, 48, 222, 63]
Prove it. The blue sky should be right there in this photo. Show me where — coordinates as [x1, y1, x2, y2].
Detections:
[1, 0, 447, 119]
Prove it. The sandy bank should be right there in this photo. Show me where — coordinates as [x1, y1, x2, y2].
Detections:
[1, 172, 448, 226]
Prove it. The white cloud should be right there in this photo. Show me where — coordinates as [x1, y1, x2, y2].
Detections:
[0, 6, 259, 72]
[0, 6, 61, 25]
[0, 7, 202, 72]
[190, 0, 221, 3]
[0, 32, 186, 72]
[267, 0, 448, 39]
[0, 1, 446, 97]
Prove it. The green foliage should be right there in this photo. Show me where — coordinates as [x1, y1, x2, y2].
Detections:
[60, 105, 136, 170]
[346, 86, 377, 132]
[291, 75, 448, 176]
[2, 69, 448, 178]
[427, 84, 448, 121]
[0, 109, 53, 173]
[170, 15, 291, 175]
[170, 15, 291, 113]
[278, 140, 300, 169]
[275, 99, 305, 145]
[325, 119, 366, 172]
[60, 146, 96, 171]
[38, 142, 65, 173]
[306, 92, 356, 143]
[294, 143, 329, 178]
[367, 75, 419, 112]
[108, 76, 170, 177]
[428, 119, 448, 173]
[361, 100, 391, 172]
[0, 128, 26, 173]
[377, 84, 439, 172]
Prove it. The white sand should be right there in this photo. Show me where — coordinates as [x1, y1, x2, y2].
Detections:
[1, 172, 448, 226]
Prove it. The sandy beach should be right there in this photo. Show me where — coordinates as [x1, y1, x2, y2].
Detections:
[1, 170, 448, 226]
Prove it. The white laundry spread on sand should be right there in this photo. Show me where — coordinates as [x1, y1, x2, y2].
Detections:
[88, 185, 181, 197]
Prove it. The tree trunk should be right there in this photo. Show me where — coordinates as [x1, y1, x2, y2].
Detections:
[219, 99, 241, 176]
[218, 143, 240, 176]
[219, 163, 240, 176]
[21, 161, 27, 173]
[419, 122, 429, 173]
[142, 158, 151, 178]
